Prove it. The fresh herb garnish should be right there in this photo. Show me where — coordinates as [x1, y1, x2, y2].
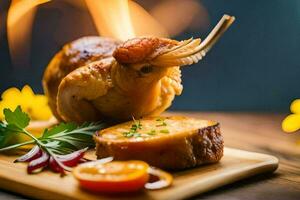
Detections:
[132, 116, 142, 130]
[156, 118, 167, 127]
[160, 129, 169, 134]
[122, 116, 143, 138]
[133, 133, 141, 137]
[123, 132, 134, 138]
[157, 121, 167, 127]
[147, 130, 156, 136]
[0, 106, 106, 174]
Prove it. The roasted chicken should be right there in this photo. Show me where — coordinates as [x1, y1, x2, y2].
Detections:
[43, 15, 235, 123]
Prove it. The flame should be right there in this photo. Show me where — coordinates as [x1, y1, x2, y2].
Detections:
[85, 0, 167, 40]
[150, 0, 209, 36]
[128, 1, 168, 38]
[7, 0, 50, 68]
[6, 0, 207, 70]
[85, 0, 135, 41]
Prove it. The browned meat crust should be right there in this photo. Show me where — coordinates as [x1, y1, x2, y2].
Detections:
[94, 118, 223, 170]
[42, 36, 121, 120]
[113, 37, 178, 64]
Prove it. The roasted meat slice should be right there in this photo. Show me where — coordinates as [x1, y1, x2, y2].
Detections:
[94, 116, 223, 170]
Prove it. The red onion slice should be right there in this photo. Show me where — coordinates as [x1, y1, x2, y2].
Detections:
[14, 145, 43, 163]
[49, 148, 88, 174]
[49, 156, 65, 174]
[27, 150, 50, 174]
[56, 148, 87, 167]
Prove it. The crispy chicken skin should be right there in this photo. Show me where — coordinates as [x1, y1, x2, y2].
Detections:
[43, 36, 182, 123]
[43, 15, 234, 123]
[43, 37, 121, 120]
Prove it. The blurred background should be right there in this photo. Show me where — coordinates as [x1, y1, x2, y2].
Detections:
[0, 0, 299, 112]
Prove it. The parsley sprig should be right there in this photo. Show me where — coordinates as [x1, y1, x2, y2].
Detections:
[0, 106, 106, 172]
[156, 118, 167, 127]
[122, 116, 142, 138]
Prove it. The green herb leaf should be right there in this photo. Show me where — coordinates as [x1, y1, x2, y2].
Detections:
[0, 106, 108, 174]
[0, 122, 24, 148]
[132, 116, 142, 130]
[133, 133, 141, 137]
[3, 106, 30, 129]
[160, 129, 169, 134]
[157, 122, 167, 127]
[0, 123, 16, 148]
[122, 117, 143, 138]
[0, 107, 33, 149]
[0, 107, 106, 155]
[156, 117, 167, 127]
[40, 122, 106, 154]
[147, 130, 156, 135]
[123, 132, 134, 138]
[42, 122, 77, 138]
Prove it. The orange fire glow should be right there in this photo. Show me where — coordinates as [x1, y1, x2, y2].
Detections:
[150, 0, 209, 36]
[128, 1, 168, 38]
[7, 0, 50, 68]
[85, 0, 168, 40]
[7, 0, 208, 69]
[85, 0, 135, 41]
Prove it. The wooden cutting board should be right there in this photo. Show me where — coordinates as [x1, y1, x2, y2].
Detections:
[0, 147, 278, 200]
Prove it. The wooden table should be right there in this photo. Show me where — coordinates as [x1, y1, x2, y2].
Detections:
[0, 112, 300, 200]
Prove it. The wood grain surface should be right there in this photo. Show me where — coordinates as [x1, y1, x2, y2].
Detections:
[0, 147, 278, 200]
[0, 112, 299, 200]
[179, 112, 300, 200]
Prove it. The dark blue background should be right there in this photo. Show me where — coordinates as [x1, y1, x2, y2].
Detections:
[0, 0, 299, 112]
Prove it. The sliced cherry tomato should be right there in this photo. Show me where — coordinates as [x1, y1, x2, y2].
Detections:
[73, 160, 149, 192]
